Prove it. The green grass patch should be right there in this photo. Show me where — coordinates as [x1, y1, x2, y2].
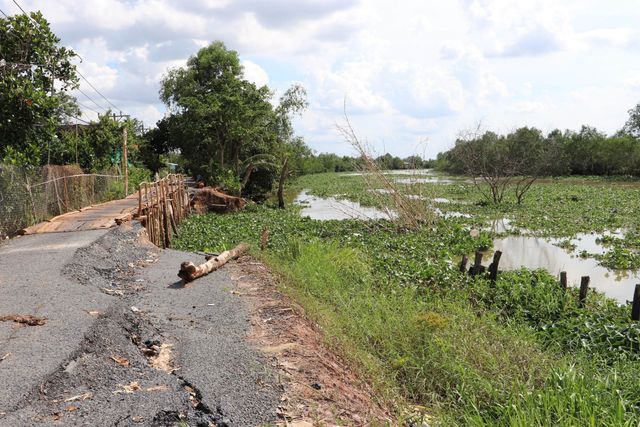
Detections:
[174, 173, 640, 424]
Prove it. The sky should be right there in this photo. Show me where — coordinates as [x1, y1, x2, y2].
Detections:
[2, 0, 640, 158]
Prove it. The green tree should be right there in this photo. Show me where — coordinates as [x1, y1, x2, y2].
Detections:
[623, 103, 640, 138]
[159, 41, 310, 200]
[0, 11, 79, 166]
[160, 41, 270, 183]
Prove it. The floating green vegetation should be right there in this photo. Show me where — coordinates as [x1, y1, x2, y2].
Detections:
[294, 172, 640, 269]
[175, 172, 640, 425]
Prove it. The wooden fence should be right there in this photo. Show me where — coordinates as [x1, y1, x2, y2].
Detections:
[137, 174, 189, 248]
[461, 250, 640, 321]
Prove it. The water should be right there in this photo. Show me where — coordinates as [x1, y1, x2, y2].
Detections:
[486, 231, 638, 304]
[395, 177, 458, 184]
[294, 190, 395, 221]
[343, 169, 433, 177]
[370, 188, 427, 200]
[343, 169, 461, 184]
[294, 190, 638, 303]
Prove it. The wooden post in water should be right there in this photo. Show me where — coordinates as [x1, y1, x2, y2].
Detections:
[459, 255, 468, 273]
[632, 284, 640, 321]
[579, 276, 590, 307]
[560, 271, 567, 293]
[488, 250, 502, 284]
[470, 251, 483, 276]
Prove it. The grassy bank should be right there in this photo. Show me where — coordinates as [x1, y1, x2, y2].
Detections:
[174, 175, 640, 425]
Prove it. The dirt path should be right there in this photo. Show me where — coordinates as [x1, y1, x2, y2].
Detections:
[0, 224, 390, 426]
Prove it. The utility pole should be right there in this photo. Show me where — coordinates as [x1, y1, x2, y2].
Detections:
[111, 112, 130, 195]
[123, 125, 128, 195]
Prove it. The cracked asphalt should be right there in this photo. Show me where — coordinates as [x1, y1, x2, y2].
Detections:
[0, 225, 280, 426]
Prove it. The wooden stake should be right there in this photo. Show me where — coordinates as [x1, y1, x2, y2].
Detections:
[459, 255, 468, 273]
[632, 284, 640, 321]
[470, 251, 484, 276]
[560, 271, 567, 292]
[488, 250, 502, 283]
[579, 276, 590, 307]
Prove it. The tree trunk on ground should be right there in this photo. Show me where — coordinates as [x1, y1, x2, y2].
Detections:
[178, 243, 249, 282]
[278, 157, 289, 209]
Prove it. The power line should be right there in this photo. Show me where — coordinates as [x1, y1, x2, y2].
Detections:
[76, 69, 121, 112]
[76, 100, 102, 117]
[0, 7, 9, 18]
[10, 0, 28, 16]
[10, 0, 124, 115]
[61, 113, 91, 125]
[76, 87, 108, 113]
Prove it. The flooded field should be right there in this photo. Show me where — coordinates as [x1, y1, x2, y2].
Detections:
[294, 190, 394, 220]
[488, 232, 638, 303]
[295, 185, 639, 303]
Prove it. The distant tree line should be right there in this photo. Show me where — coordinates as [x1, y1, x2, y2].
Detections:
[437, 106, 640, 179]
[434, 107, 640, 203]
[296, 152, 434, 175]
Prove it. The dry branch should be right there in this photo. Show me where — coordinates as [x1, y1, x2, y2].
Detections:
[0, 314, 47, 326]
[178, 243, 250, 282]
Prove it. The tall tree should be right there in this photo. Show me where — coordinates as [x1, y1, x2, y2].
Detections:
[160, 41, 274, 183]
[0, 11, 79, 166]
[623, 103, 640, 138]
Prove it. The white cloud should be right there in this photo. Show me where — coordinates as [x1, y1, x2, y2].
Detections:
[242, 59, 269, 87]
[3, 0, 640, 157]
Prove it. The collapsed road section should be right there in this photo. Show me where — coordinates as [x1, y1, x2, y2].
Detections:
[0, 224, 280, 426]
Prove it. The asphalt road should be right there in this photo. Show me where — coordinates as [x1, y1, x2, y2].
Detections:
[0, 225, 279, 426]
[0, 230, 110, 413]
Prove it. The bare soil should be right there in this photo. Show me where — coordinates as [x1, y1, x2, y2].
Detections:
[227, 257, 396, 426]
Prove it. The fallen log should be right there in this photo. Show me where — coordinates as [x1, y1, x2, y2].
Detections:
[178, 243, 249, 282]
[190, 188, 246, 214]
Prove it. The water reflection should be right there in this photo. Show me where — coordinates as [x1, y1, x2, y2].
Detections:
[487, 234, 639, 304]
[294, 190, 395, 221]
[395, 177, 458, 184]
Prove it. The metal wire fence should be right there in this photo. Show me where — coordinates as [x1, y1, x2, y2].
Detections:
[0, 164, 124, 238]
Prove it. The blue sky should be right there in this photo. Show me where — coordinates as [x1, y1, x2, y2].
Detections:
[3, 0, 640, 158]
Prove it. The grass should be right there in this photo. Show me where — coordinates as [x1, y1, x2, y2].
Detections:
[174, 173, 640, 425]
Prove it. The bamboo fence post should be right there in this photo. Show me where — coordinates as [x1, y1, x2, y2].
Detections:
[162, 179, 171, 248]
[154, 181, 161, 247]
[144, 183, 151, 244]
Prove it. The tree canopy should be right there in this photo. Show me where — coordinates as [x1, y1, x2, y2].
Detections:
[158, 41, 309, 198]
[0, 11, 79, 166]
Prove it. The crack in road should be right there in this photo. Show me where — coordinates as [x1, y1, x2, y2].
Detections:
[0, 224, 280, 426]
